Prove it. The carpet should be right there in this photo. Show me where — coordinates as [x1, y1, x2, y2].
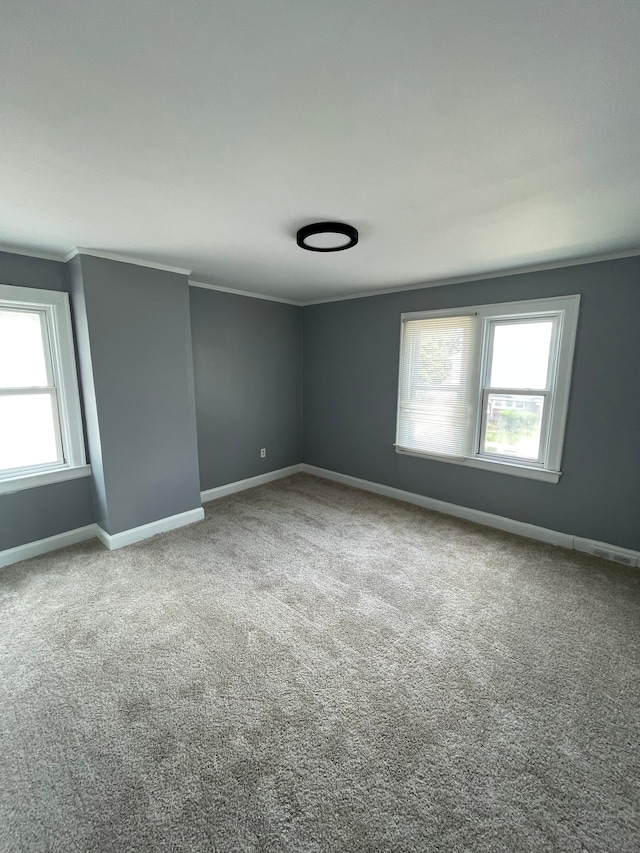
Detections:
[1, 474, 638, 852]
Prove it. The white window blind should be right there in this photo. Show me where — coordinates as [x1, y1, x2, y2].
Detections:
[396, 314, 477, 458]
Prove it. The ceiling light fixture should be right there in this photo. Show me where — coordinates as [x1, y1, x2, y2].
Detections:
[296, 221, 358, 252]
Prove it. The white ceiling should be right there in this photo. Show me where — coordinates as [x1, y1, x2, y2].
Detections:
[1, 1, 639, 303]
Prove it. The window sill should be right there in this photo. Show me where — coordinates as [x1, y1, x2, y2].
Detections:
[0, 464, 92, 495]
[395, 446, 561, 483]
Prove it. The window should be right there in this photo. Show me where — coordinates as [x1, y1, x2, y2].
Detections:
[395, 295, 580, 482]
[0, 284, 88, 492]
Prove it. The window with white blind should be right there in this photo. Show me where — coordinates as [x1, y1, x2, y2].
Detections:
[395, 295, 580, 482]
[0, 283, 88, 493]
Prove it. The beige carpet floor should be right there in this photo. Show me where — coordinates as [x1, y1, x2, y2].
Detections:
[1, 473, 639, 852]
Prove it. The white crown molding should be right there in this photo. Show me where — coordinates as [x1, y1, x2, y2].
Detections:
[65, 248, 191, 276]
[301, 464, 639, 567]
[2, 242, 638, 304]
[189, 279, 301, 306]
[300, 247, 640, 306]
[95, 506, 204, 550]
[0, 524, 98, 569]
[0, 243, 68, 262]
[201, 464, 303, 503]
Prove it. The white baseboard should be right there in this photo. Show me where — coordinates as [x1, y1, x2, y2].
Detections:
[0, 524, 98, 569]
[201, 464, 303, 503]
[302, 464, 639, 568]
[572, 537, 638, 567]
[96, 506, 205, 551]
[4, 466, 635, 570]
[1, 505, 207, 567]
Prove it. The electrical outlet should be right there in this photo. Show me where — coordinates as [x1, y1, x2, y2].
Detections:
[260, 448, 266, 458]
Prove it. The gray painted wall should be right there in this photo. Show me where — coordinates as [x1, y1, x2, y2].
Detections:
[0, 251, 94, 551]
[190, 287, 302, 490]
[0, 250, 69, 292]
[303, 256, 640, 551]
[0, 477, 95, 550]
[71, 256, 202, 535]
[3, 247, 637, 556]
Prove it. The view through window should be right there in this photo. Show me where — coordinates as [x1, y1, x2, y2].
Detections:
[0, 308, 62, 472]
[0, 284, 86, 485]
[395, 296, 580, 481]
[480, 318, 555, 462]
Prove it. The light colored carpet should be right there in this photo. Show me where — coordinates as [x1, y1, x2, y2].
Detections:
[1, 473, 638, 852]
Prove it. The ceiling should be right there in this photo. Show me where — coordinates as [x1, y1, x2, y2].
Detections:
[1, 1, 639, 303]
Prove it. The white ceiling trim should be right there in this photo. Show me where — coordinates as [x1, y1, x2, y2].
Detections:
[65, 248, 191, 276]
[1, 3, 639, 299]
[1, 242, 639, 306]
[0, 243, 67, 263]
[300, 247, 640, 306]
[189, 279, 301, 306]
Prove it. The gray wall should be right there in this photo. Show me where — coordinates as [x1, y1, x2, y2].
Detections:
[0, 251, 94, 551]
[0, 250, 69, 292]
[3, 247, 637, 555]
[190, 287, 302, 490]
[303, 256, 640, 552]
[0, 477, 94, 551]
[71, 256, 202, 535]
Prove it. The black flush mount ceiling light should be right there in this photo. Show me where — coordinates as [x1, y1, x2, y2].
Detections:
[296, 221, 358, 252]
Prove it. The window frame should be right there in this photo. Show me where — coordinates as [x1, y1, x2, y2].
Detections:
[395, 295, 580, 483]
[0, 283, 89, 494]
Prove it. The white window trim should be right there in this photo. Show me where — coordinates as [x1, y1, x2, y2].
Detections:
[0, 463, 92, 495]
[0, 283, 90, 493]
[395, 295, 580, 483]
